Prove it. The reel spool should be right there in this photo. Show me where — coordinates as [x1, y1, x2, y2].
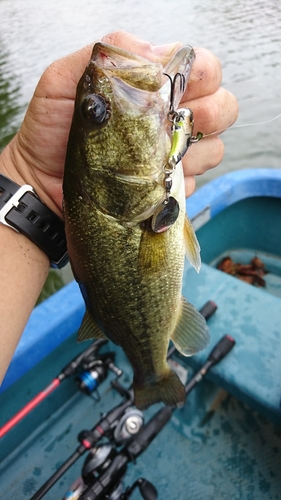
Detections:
[113, 408, 144, 444]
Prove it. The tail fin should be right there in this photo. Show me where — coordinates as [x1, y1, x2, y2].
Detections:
[133, 369, 186, 410]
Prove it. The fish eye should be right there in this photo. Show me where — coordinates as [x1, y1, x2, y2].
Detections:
[82, 94, 110, 124]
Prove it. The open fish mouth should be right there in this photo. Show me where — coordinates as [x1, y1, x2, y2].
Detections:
[88, 42, 195, 108]
[91, 42, 168, 90]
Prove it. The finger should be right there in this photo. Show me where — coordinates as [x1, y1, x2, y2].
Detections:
[102, 31, 183, 65]
[182, 87, 239, 136]
[185, 175, 196, 198]
[184, 47, 222, 101]
[182, 135, 225, 176]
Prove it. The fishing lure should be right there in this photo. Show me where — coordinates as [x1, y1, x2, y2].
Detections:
[151, 73, 203, 234]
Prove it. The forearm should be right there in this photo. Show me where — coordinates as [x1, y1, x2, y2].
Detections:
[0, 144, 50, 383]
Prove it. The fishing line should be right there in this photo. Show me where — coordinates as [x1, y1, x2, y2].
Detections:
[202, 112, 281, 138]
[197, 8, 281, 141]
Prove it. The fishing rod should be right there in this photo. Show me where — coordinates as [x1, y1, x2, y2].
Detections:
[0, 338, 122, 438]
[77, 334, 236, 500]
[30, 300, 217, 500]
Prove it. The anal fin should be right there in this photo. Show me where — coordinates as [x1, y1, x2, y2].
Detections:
[77, 309, 107, 342]
[171, 297, 210, 356]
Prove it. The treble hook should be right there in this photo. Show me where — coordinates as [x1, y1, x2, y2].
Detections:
[163, 72, 186, 121]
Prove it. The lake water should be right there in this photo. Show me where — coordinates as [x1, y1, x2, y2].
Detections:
[1, 0, 281, 188]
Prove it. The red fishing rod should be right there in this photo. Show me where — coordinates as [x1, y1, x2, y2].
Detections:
[1, 302, 217, 440]
[0, 338, 110, 438]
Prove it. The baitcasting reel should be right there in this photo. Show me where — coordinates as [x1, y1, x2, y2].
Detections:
[81, 407, 144, 483]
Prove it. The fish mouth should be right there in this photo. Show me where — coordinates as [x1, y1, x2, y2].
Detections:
[90, 42, 195, 106]
[91, 42, 164, 92]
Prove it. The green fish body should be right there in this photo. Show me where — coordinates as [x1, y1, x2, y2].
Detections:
[63, 42, 209, 409]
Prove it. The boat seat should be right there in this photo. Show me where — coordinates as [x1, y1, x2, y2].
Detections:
[181, 262, 281, 426]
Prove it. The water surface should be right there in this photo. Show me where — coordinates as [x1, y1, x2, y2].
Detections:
[1, 0, 281, 188]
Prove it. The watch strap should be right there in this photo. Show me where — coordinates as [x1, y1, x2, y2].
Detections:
[0, 174, 68, 268]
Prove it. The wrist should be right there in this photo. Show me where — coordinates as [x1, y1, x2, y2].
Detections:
[0, 143, 68, 268]
[0, 135, 63, 219]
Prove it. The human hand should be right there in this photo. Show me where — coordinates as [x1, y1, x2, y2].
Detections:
[0, 31, 238, 216]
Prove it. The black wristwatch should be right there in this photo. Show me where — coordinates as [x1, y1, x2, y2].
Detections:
[0, 174, 68, 268]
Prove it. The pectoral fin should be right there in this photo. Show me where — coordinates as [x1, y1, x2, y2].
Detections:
[184, 215, 201, 273]
[171, 297, 210, 355]
[77, 310, 107, 342]
[138, 229, 168, 271]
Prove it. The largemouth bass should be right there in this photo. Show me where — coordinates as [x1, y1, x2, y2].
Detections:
[63, 42, 209, 410]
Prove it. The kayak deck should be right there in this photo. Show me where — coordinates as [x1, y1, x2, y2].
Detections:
[182, 194, 281, 427]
